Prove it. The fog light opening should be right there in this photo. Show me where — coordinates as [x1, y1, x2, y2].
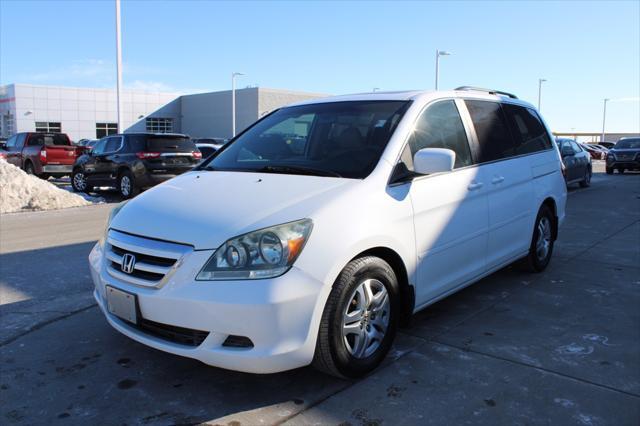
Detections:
[222, 335, 254, 348]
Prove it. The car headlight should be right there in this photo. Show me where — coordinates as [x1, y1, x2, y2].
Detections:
[99, 201, 128, 246]
[607, 153, 616, 161]
[196, 219, 313, 280]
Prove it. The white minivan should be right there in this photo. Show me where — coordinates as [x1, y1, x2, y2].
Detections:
[89, 87, 566, 378]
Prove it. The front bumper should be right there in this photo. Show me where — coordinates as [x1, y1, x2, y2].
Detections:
[607, 157, 640, 170]
[89, 242, 327, 373]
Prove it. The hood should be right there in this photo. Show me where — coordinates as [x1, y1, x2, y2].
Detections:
[110, 171, 354, 249]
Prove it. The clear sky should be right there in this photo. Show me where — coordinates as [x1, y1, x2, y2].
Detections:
[1, 0, 638, 133]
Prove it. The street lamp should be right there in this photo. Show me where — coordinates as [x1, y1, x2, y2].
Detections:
[115, 0, 123, 133]
[231, 72, 245, 137]
[537, 78, 547, 111]
[435, 49, 451, 90]
[601, 98, 610, 143]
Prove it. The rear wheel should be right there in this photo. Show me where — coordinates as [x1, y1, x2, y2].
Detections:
[24, 161, 36, 176]
[579, 167, 591, 187]
[618, 168, 625, 174]
[521, 205, 555, 272]
[312, 256, 399, 379]
[118, 170, 139, 199]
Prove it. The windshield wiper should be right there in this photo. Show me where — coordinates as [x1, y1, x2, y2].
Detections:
[256, 165, 342, 178]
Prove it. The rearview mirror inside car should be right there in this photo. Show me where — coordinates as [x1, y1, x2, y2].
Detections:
[413, 148, 456, 175]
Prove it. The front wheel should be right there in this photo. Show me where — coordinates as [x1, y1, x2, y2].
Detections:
[312, 256, 399, 378]
[521, 205, 555, 272]
[71, 169, 93, 193]
[606, 167, 613, 175]
[618, 168, 625, 174]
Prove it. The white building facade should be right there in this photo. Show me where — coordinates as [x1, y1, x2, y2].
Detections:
[1, 84, 326, 141]
[0, 84, 180, 141]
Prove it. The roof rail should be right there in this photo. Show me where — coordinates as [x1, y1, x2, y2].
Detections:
[454, 86, 518, 99]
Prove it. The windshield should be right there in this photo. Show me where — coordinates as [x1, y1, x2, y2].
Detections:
[205, 101, 410, 179]
[614, 138, 640, 149]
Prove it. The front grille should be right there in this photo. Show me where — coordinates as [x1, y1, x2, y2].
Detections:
[133, 318, 209, 347]
[105, 230, 192, 288]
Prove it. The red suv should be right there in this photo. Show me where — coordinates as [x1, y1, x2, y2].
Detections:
[2, 132, 81, 178]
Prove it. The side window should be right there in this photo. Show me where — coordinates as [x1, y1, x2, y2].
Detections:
[502, 104, 552, 155]
[5, 135, 17, 149]
[26, 134, 43, 147]
[464, 100, 514, 163]
[16, 134, 27, 148]
[92, 139, 107, 155]
[408, 100, 472, 169]
[104, 137, 122, 153]
[570, 141, 581, 153]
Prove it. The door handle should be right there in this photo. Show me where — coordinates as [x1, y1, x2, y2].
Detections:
[467, 182, 484, 191]
[491, 176, 505, 184]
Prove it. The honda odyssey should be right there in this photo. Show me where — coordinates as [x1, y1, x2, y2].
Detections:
[89, 87, 567, 378]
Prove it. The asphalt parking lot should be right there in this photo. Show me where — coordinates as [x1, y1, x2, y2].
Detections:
[1, 163, 638, 425]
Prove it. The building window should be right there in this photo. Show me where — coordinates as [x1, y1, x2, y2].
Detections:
[35, 122, 62, 133]
[96, 122, 118, 139]
[145, 117, 173, 133]
[1, 113, 14, 138]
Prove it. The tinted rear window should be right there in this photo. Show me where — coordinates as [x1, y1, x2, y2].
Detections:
[128, 135, 196, 152]
[464, 100, 514, 163]
[502, 104, 552, 155]
[29, 134, 71, 146]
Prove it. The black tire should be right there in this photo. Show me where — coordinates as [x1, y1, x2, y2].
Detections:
[312, 256, 399, 379]
[606, 167, 613, 175]
[71, 169, 93, 193]
[579, 167, 592, 188]
[24, 161, 36, 176]
[118, 170, 139, 199]
[618, 168, 625, 174]
[521, 205, 555, 273]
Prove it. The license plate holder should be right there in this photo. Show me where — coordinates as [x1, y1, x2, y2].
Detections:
[106, 286, 138, 324]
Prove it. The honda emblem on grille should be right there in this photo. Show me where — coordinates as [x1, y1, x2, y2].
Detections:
[121, 253, 136, 274]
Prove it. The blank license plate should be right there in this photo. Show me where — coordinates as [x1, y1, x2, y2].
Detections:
[106, 286, 138, 324]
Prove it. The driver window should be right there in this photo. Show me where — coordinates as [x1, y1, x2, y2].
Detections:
[408, 100, 472, 169]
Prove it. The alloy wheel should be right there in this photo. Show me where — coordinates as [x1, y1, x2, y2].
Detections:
[73, 172, 87, 191]
[536, 216, 552, 262]
[120, 176, 131, 197]
[342, 278, 390, 359]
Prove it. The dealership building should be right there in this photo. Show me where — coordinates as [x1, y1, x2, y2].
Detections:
[0, 83, 326, 141]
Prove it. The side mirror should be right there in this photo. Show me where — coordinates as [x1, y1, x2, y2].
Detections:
[561, 146, 573, 157]
[413, 148, 456, 175]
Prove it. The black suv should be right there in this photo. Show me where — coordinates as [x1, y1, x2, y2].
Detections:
[71, 133, 202, 198]
[606, 137, 640, 174]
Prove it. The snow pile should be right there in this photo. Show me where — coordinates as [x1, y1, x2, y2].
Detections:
[0, 160, 92, 213]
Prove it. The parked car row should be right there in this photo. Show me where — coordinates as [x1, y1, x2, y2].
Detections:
[579, 142, 608, 160]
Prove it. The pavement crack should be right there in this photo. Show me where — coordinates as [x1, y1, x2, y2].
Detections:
[0, 303, 97, 347]
[431, 339, 640, 399]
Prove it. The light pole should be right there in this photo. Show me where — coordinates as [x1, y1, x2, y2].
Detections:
[115, 0, 123, 133]
[231, 72, 245, 137]
[601, 98, 610, 143]
[537, 78, 546, 111]
[434, 49, 451, 90]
